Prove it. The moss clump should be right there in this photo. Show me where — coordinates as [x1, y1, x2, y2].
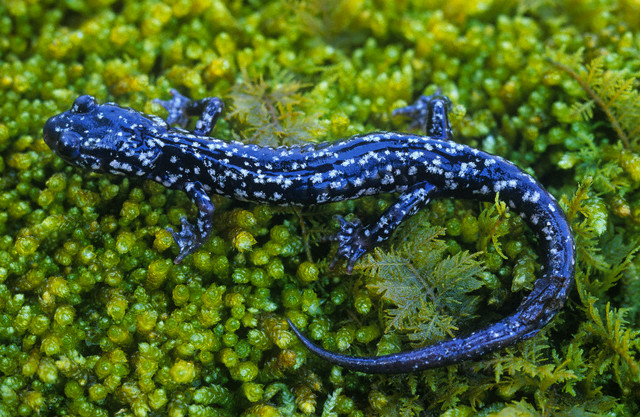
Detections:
[1, 0, 640, 416]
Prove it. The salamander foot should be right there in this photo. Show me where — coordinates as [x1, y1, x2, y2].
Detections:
[328, 216, 370, 273]
[392, 90, 452, 139]
[168, 217, 199, 264]
[153, 89, 191, 128]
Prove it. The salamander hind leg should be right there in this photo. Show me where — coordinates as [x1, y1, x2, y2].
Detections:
[393, 91, 453, 140]
[328, 183, 437, 273]
[328, 216, 370, 274]
[154, 89, 224, 136]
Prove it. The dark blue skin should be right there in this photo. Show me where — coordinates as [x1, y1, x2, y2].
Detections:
[43, 90, 575, 374]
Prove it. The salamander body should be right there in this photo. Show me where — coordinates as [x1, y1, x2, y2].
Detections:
[43, 90, 575, 373]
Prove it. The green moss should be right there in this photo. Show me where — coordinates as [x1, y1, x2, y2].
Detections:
[1, 0, 640, 415]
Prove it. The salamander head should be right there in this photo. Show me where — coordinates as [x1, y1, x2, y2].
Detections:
[43, 95, 164, 175]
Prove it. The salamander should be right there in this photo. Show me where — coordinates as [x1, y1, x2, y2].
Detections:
[43, 90, 575, 373]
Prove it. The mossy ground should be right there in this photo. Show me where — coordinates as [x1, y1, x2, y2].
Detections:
[1, 0, 639, 416]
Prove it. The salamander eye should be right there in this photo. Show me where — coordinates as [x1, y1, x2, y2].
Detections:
[72, 95, 96, 113]
[57, 131, 82, 160]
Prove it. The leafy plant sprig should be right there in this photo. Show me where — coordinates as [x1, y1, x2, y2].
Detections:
[358, 215, 485, 346]
[228, 67, 327, 147]
[547, 50, 640, 149]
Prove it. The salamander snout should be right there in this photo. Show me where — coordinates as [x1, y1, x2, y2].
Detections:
[43, 95, 99, 164]
[42, 114, 63, 150]
[43, 115, 83, 162]
[42, 95, 97, 150]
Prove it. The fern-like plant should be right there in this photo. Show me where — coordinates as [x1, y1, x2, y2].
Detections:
[548, 50, 640, 149]
[358, 214, 485, 347]
[228, 67, 326, 147]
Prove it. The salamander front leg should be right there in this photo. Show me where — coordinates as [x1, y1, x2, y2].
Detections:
[154, 89, 224, 136]
[169, 181, 215, 264]
[329, 183, 437, 273]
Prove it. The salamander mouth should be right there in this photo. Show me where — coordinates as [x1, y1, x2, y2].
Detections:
[42, 113, 85, 163]
[42, 115, 60, 149]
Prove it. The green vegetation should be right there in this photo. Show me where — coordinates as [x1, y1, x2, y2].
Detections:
[1, 0, 639, 415]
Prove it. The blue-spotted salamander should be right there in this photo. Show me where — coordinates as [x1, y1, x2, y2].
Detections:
[43, 90, 575, 373]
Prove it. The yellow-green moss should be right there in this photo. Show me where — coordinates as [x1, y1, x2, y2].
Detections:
[1, 0, 640, 416]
